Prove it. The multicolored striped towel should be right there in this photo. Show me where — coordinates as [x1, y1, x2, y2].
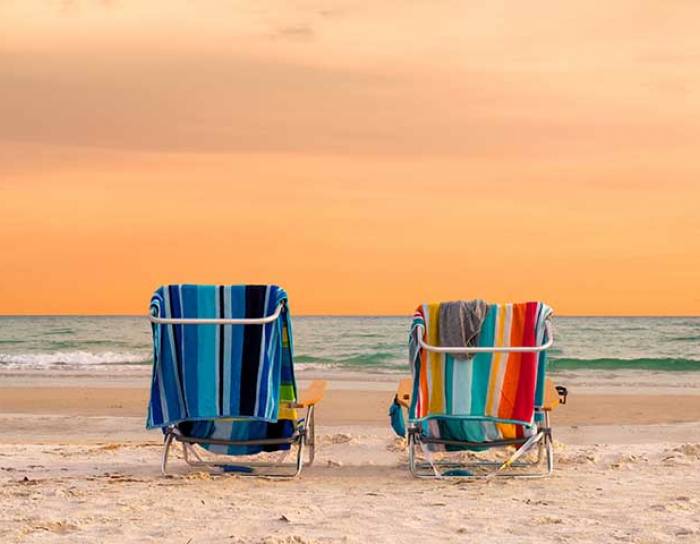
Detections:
[409, 301, 552, 445]
[146, 285, 297, 429]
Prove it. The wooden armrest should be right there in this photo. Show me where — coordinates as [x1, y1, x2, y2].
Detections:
[396, 378, 412, 408]
[296, 380, 327, 408]
[543, 378, 562, 411]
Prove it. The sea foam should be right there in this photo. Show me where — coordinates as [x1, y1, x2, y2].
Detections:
[0, 351, 151, 368]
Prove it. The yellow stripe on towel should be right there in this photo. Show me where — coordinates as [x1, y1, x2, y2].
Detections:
[485, 305, 506, 416]
[426, 303, 445, 414]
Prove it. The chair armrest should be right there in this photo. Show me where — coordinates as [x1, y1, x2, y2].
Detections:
[396, 378, 412, 408]
[296, 380, 327, 408]
[543, 378, 568, 411]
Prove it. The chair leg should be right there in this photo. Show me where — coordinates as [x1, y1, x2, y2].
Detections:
[174, 435, 305, 478]
[294, 432, 305, 477]
[485, 431, 543, 479]
[544, 412, 554, 475]
[161, 430, 175, 475]
[408, 429, 420, 478]
[305, 406, 316, 467]
[408, 424, 553, 479]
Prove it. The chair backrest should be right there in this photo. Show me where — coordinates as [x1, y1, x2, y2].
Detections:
[146, 284, 297, 429]
[408, 301, 552, 427]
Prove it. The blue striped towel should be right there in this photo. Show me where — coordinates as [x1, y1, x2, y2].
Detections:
[146, 284, 296, 429]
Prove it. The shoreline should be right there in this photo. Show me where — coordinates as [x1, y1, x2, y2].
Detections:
[2, 366, 700, 392]
[2, 381, 699, 428]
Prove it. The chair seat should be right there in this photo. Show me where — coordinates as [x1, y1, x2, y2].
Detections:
[177, 419, 298, 456]
[415, 416, 536, 452]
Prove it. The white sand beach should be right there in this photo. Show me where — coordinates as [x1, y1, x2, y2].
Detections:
[1, 370, 699, 543]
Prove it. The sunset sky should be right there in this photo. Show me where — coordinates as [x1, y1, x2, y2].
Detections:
[1, 1, 699, 315]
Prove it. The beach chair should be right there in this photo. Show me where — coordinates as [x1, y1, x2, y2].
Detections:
[393, 301, 566, 478]
[146, 284, 326, 477]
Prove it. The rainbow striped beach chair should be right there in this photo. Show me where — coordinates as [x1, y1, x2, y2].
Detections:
[147, 284, 326, 477]
[394, 301, 566, 478]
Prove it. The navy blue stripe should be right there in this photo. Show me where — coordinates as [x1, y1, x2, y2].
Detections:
[168, 285, 186, 417]
[149, 325, 164, 425]
[218, 286, 225, 415]
[239, 285, 266, 415]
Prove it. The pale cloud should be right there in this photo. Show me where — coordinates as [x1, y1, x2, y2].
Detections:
[1, 0, 699, 158]
[273, 23, 315, 41]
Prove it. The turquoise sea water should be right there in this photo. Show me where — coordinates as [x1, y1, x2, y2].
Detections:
[0, 316, 698, 376]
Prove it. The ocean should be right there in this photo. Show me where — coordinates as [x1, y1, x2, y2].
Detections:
[1, 316, 699, 389]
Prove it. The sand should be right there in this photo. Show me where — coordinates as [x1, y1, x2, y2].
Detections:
[1, 371, 699, 543]
[3, 386, 700, 426]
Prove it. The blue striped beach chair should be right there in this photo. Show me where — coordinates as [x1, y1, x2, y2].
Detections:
[147, 284, 326, 477]
[392, 301, 567, 478]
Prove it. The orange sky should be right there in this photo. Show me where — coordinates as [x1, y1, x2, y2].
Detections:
[1, 1, 699, 316]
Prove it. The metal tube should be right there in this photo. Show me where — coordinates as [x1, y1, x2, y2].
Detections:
[415, 320, 553, 354]
[305, 405, 316, 466]
[149, 302, 284, 325]
[161, 431, 174, 475]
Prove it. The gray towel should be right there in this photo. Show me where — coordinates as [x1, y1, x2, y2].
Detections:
[438, 300, 488, 360]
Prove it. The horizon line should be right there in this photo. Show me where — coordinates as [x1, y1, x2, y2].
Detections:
[1, 313, 699, 319]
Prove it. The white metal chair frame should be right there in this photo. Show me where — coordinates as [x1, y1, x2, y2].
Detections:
[407, 320, 558, 479]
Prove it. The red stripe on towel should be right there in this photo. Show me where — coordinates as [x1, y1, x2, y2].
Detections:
[511, 302, 539, 422]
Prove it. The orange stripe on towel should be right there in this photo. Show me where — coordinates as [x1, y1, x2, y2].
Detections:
[498, 303, 526, 421]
